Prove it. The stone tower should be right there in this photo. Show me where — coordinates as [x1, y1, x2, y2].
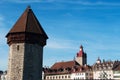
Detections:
[6, 6, 48, 80]
[75, 45, 87, 65]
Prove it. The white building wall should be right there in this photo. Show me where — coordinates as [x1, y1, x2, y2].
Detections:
[42, 71, 44, 80]
[71, 72, 86, 79]
[1, 74, 7, 80]
[93, 70, 113, 79]
[45, 74, 71, 80]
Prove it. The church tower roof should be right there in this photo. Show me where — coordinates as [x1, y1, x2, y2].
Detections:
[77, 45, 84, 57]
[6, 6, 48, 46]
[75, 45, 87, 65]
[6, 6, 48, 39]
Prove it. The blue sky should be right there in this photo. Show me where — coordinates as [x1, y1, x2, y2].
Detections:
[0, 0, 120, 70]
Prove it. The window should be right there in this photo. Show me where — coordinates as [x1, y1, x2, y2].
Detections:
[17, 45, 19, 51]
[109, 74, 111, 76]
[68, 75, 70, 78]
[86, 73, 88, 76]
[114, 76, 120, 78]
[114, 71, 120, 74]
[65, 76, 67, 78]
[46, 77, 49, 79]
[53, 76, 55, 79]
[59, 76, 61, 79]
[62, 76, 64, 79]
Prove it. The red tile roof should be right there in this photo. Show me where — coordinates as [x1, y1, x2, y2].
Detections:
[51, 60, 79, 69]
[44, 63, 92, 75]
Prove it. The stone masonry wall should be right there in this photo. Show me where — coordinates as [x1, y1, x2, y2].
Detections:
[23, 43, 43, 80]
[7, 43, 25, 80]
[7, 43, 43, 80]
[75, 57, 83, 66]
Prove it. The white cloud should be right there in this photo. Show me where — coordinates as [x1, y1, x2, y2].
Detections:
[1, 0, 56, 3]
[2, 0, 120, 6]
[0, 14, 8, 70]
[63, 13, 73, 17]
[0, 15, 8, 45]
[62, 1, 120, 6]
[0, 60, 7, 70]
[46, 38, 77, 50]
[1, 0, 41, 3]
[1, 0, 120, 11]
[0, 15, 5, 26]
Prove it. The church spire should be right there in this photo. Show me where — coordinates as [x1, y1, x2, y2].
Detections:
[80, 45, 83, 51]
[77, 45, 84, 57]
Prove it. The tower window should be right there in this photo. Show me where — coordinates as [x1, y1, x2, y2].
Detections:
[17, 45, 19, 51]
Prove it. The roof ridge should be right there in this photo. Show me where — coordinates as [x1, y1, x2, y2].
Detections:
[25, 6, 30, 33]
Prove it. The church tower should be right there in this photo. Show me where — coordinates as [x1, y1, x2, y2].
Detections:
[6, 6, 48, 80]
[75, 45, 87, 66]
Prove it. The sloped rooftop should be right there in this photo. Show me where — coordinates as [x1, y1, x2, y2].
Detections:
[6, 6, 48, 39]
[51, 60, 79, 69]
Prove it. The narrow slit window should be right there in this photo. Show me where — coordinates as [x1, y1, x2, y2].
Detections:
[17, 45, 19, 51]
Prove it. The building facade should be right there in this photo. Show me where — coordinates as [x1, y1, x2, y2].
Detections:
[113, 61, 120, 79]
[71, 65, 93, 80]
[43, 53, 120, 80]
[113, 70, 120, 79]
[44, 60, 77, 80]
[43, 46, 93, 80]
[44, 63, 92, 80]
[6, 6, 48, 80]
[0, 71, 3, 80]
[45, 73, 71, 80]
[93, 58, 113, 79]
[1, 71, 7, 80]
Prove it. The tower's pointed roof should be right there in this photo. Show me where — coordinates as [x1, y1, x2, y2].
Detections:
[76, 45, 84, 57]
[6, 6, 48, 39]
